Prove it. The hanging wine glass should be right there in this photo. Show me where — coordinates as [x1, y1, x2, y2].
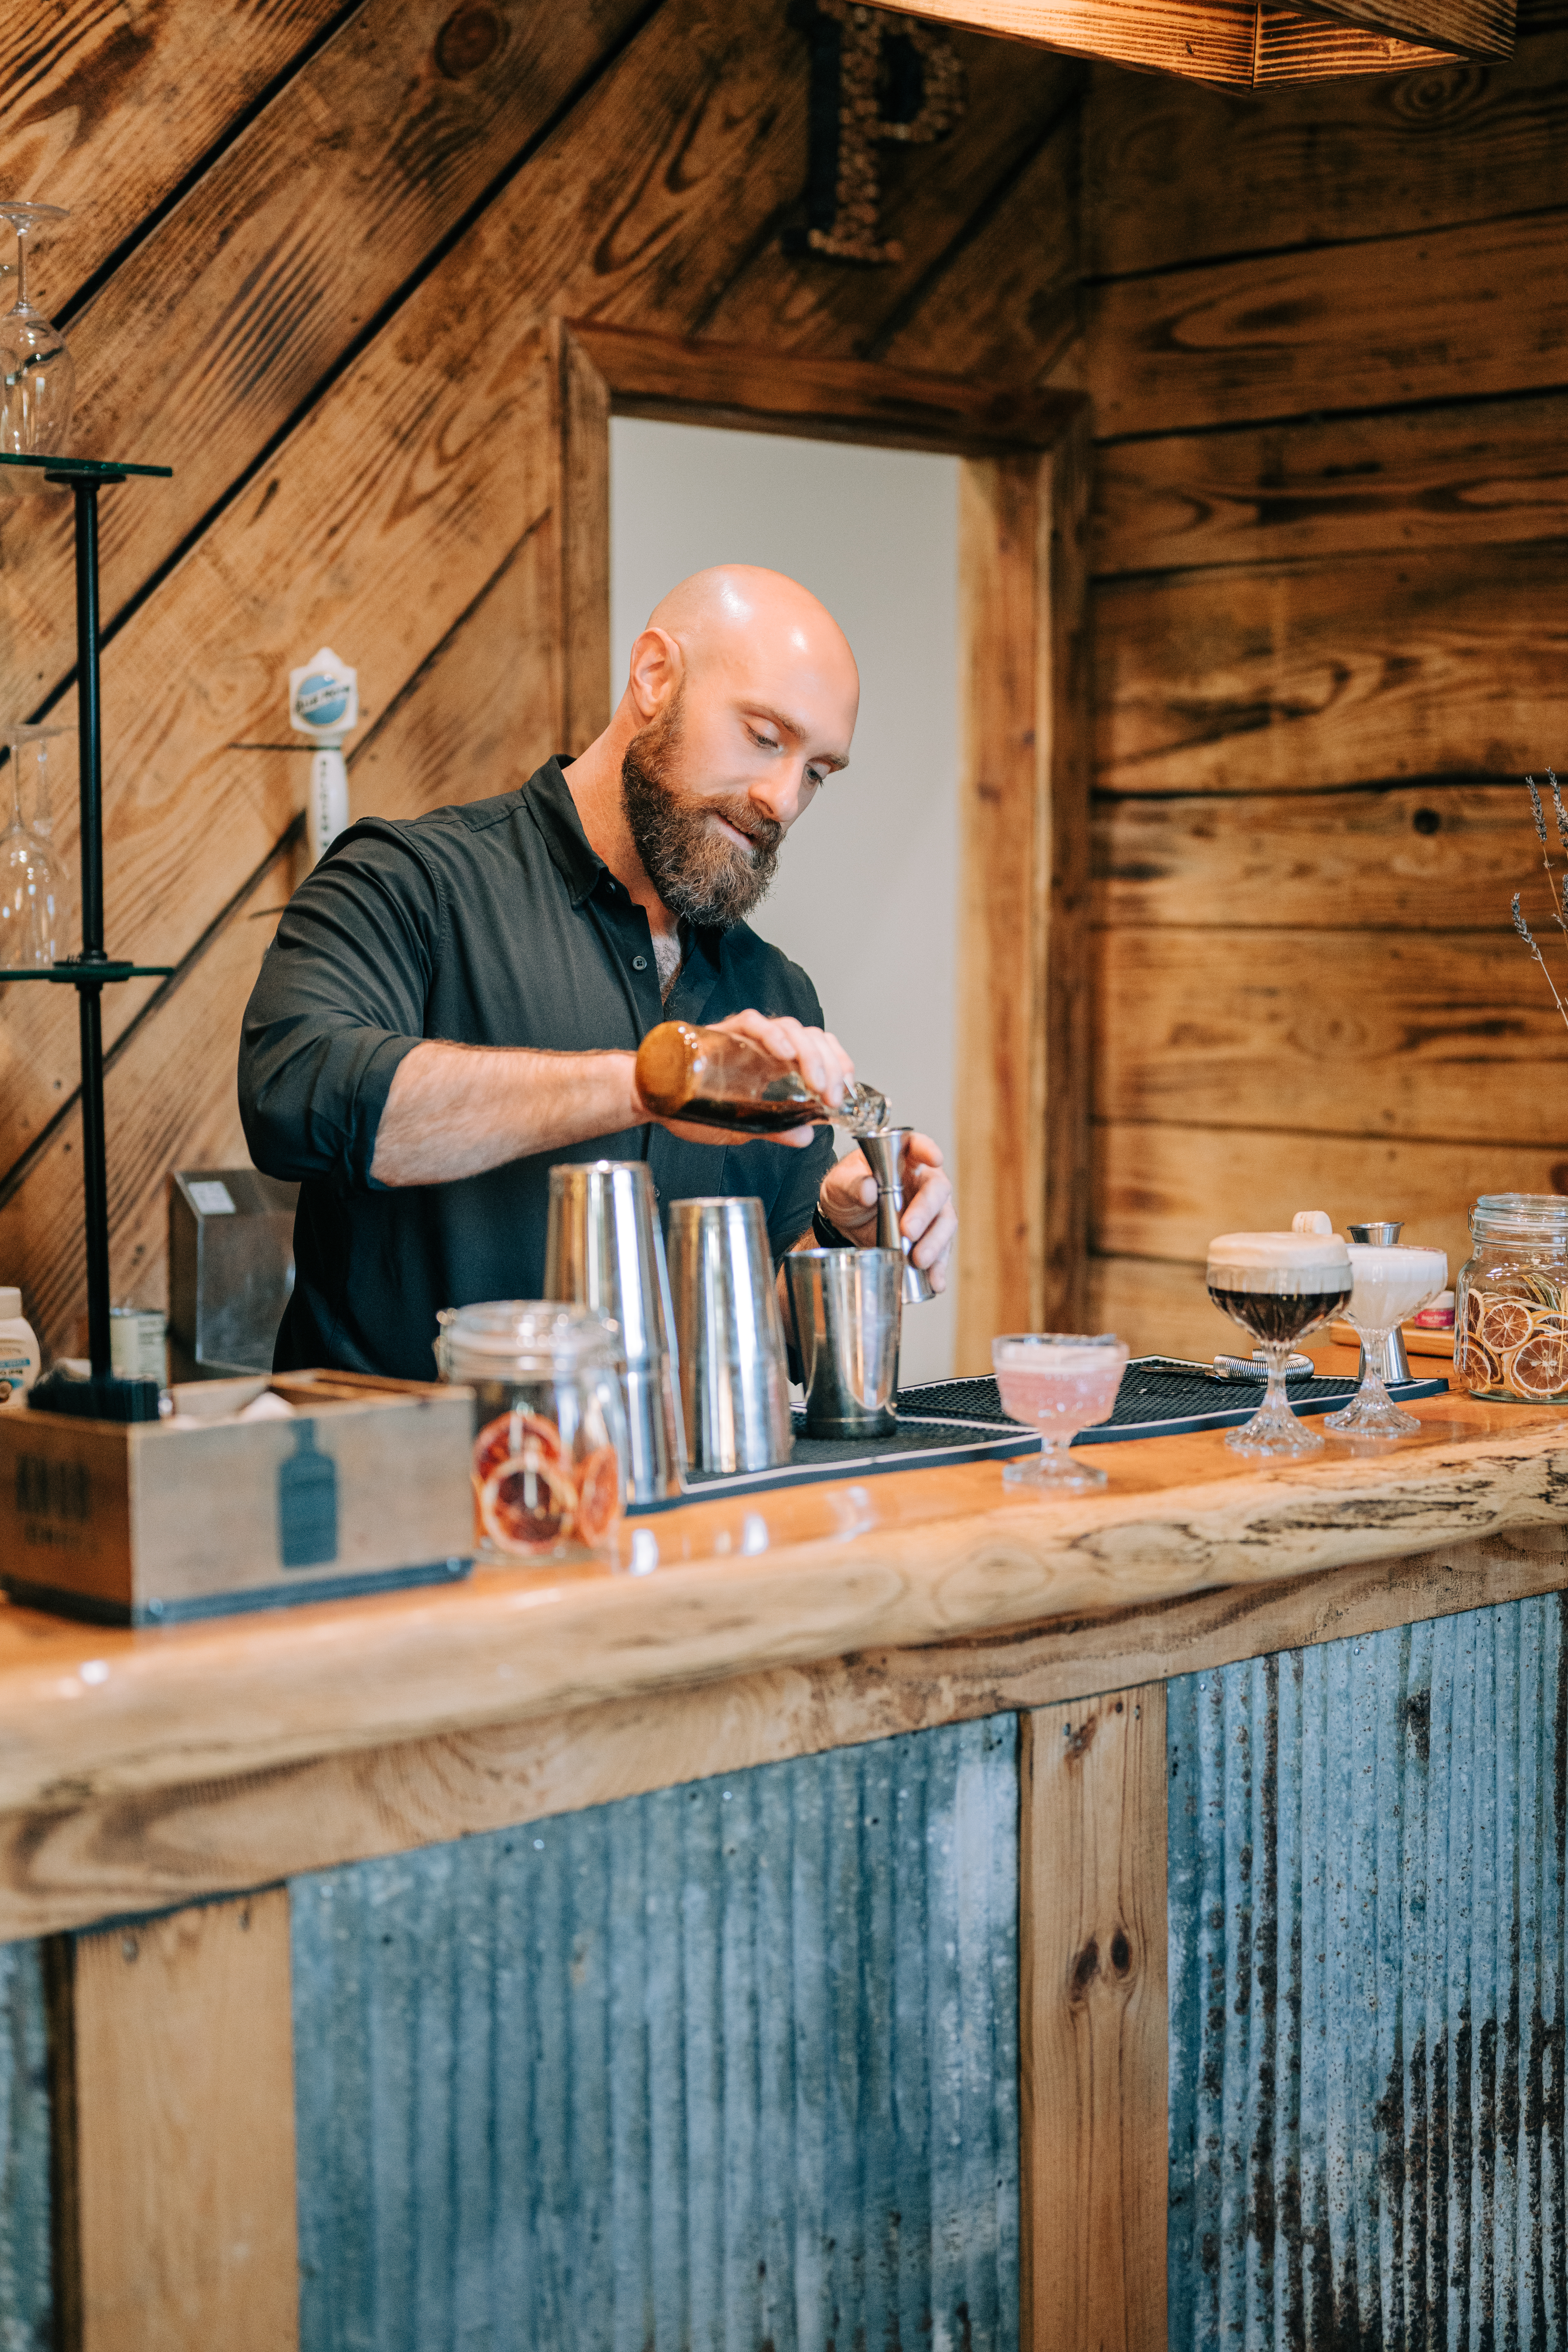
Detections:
[22, 721, 71, 952]
[0, 724, 69, 966]
[0, 202, 74, 456]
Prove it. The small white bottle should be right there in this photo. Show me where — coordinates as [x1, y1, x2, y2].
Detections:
[0, 1287, 40, 1410]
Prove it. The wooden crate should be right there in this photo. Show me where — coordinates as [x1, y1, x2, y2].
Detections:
[0, 1370, 475, 1624]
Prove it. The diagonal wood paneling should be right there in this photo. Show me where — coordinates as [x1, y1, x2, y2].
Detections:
[2, 0, 886, 1199]
[695, 33, 1080, 359]
[2, 506, 561, 1355]
[0, 0, 353, 300]
[1, 0, 654, 719]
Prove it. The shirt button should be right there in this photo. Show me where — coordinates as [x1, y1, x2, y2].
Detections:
[632, 955, 648, 972]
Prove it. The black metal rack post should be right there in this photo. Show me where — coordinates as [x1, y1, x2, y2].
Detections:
[0, 450, 173, 1414]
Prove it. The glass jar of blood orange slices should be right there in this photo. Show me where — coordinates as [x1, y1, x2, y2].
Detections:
[1454, 1195, 1568, 1405]
[435, 1302, 629, 1563]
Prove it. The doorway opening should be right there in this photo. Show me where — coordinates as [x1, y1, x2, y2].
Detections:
[610, 417, 961, 1384]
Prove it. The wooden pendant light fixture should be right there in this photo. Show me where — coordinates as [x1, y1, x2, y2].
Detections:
[876, 0, 1512, 84]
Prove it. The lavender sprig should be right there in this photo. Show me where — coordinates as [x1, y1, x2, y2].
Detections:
[1514, 891, 1568, 1028]
[1526, 772, 1568, 945]
[1552, 769, 1568, 852]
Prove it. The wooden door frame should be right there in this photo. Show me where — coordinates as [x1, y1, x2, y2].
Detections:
[552, 319, 1092, 1366]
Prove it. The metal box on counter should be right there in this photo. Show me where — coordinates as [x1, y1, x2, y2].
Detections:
[0, 1371, 474, 1625]
[168, 1166, 298, 1381]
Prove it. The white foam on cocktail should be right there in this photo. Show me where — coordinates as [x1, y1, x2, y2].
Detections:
[1344, 1244, 1448, 1329]
[994, 1340, 1124, 1376]
[1207, 1230, 1352, 1293]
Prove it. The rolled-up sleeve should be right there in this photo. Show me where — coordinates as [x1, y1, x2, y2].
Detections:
[239, 824, 443, 1192]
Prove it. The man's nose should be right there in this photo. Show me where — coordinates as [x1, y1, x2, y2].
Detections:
[748, 765, 805, 826]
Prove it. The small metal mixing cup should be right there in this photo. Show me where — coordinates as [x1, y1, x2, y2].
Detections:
[666, 1197, 793, 1473]
[785, 1248, 903, 1439]
[545, 1161, 684, 1501]
[858, 1129, 936, 1306]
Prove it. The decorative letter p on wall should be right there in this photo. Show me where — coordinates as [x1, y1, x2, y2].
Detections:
[785, 0, 966, 265]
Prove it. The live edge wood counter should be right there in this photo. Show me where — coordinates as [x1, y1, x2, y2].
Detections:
[11, 1381, 1568, 2352]
[3, 1383, 1568, 1945]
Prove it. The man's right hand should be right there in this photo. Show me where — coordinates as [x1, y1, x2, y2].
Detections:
[370, 1011, 853, 1185]
[639, 1008, 856, 1150]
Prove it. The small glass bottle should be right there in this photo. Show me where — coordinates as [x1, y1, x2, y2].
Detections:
[435, 1302, 629, 1562]
[0, 1285, 39, 1408]
[1455, 1194, 1568, 1404]
[635, 1019, 887, 1137]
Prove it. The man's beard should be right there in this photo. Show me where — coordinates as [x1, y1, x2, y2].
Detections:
[621, 706, 782, 929]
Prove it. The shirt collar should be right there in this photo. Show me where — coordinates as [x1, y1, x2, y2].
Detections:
[524, 756, 729, 968]
[522, 756, 609, 907]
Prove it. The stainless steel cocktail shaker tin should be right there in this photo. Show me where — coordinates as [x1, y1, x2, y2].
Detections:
[665, 1196, 793, 1474]
[544, 1161, 685, 1502]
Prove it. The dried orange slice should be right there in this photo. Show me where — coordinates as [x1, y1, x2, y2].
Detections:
[1479, 1299, 1534, 1356]
[476, 1444, 577, 1556]
[473, 1407, 564, 1487]
[1464, 1288, 1489, 1335]
[573, 1444, 622, 1545]
[1455, 1333, 1502, 1392]
[1505, 1331, 1568, 1400]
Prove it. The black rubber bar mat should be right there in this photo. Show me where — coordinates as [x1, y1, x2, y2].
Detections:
[627, 1359, 1451, 1512]
[898, 1364, 1450, 1446]
[627, 1413, 1038, 1512]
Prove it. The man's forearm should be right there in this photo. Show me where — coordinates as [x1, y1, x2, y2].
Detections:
[369, 1040, 643, 1186]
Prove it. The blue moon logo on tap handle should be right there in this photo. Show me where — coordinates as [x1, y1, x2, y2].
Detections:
[288, 645, 359, 866]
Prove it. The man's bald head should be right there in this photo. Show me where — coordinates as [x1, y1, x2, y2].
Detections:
[603, 564, 860, 930]
[646, 564, 859, 711]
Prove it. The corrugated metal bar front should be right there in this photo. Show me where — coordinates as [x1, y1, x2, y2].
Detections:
[0, 1937, 51, 2352]
[289, 1714, 1020, 2352]
[1169, 1591, 1568, 2350]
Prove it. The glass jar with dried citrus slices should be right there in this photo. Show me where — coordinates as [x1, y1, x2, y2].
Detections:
[1455, 1195, 1568, 1405]
[435, 1302, 629, 1563]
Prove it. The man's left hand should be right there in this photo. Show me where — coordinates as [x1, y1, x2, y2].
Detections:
[817, 1133, 956, 1292]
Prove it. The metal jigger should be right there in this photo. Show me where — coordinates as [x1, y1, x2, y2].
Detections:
[858, 1129, 935, 1306]
[1346, 1220, 1411, 1383]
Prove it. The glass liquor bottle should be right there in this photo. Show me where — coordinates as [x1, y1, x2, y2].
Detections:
[635, 1019, 888, 1137]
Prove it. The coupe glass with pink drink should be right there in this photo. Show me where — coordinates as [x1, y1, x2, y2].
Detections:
[992, 1332, 1129, 1491]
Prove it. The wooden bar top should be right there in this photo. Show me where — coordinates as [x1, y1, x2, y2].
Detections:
[3, 1368, 1567, 1827]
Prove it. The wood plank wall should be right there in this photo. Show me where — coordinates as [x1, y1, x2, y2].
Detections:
[1077, 0, 1568, 1354]
[0, 0, 1083, 1360]
[3, 0, 1559, 1365]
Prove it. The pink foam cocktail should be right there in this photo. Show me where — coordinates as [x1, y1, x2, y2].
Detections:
[993, 1333, 1129, 1490]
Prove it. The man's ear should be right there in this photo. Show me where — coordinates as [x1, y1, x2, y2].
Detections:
[625, 626, 684, 722]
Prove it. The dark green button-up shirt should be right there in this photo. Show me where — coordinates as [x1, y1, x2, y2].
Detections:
[239, 757, 835, 1378]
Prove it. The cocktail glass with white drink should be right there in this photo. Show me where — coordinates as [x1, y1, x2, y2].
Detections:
[1324, 1243, 1448, 1438]
[992, 1332, 1129, 1491]
[1206, 1231, 1353, 1456]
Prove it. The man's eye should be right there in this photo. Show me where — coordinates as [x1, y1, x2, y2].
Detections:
[806, 768, 826, 789]
[749, 727, 779, 752]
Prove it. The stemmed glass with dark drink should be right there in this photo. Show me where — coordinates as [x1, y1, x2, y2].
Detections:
[1206, 1231, 1352, 1457]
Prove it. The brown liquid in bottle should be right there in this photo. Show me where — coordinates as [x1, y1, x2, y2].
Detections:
[635, 1021, 886, 1135]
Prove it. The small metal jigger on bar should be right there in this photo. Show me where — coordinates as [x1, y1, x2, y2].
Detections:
[858, 1128, 935, 1307]
[1346, 1219, 1412, 1384]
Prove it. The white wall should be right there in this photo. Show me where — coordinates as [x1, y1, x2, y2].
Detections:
[610, 418, 960, 1383]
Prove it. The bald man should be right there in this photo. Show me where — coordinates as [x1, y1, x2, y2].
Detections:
[240, 564, 955, 1378]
